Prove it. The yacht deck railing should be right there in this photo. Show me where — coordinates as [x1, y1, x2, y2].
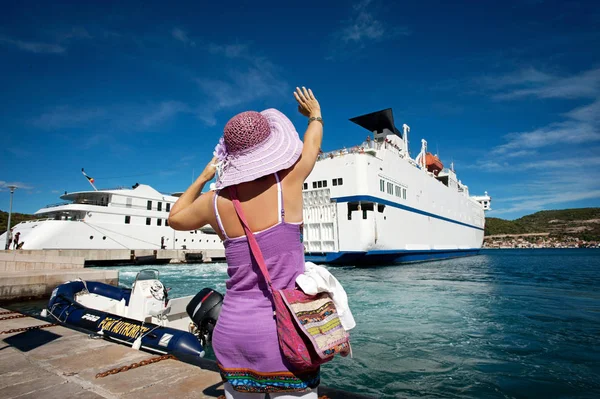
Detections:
[42, 201, 71, 208]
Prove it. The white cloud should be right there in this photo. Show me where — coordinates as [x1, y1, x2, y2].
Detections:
[489, 69, 600, 155]
[33, 106, 106, 129]
[504, 150, 538, 158]
[340, 0, 385, 43]
[461, 160, 507, 172]
[140, 101, 191, 128]
[330, 0, 409, 54]
[5, 148, 33, 158]
[195, 52, 289, 126]
[468, 68, 600, 217]
[32, 102, 192, 132]
[171, 28, 196, 47]
[461, 152, 600, 174]
[0, 181, 33, 191]
[477, 67, 554, 90]
[55, 27, 92, 42]
[490, 190, 600, 216]
[493, 119, 600, 154]
[81, 133, 109, 149]
[0, 36, 65, 54]
[486, 67, 600, 100]
[519, 155, 600, 170]
[0, 27, 92, 55]
[488, 170, 600, 217]
[565, 99, 600, 124]
[208, 43, 248, 58]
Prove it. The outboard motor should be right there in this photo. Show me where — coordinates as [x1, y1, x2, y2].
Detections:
[186, 288, 223, 347]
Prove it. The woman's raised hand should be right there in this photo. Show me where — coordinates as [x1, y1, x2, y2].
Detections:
[200, 156, 218, 181]
[294, 87, 321, 118]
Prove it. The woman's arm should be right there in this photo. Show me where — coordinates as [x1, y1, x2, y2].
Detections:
[288, 87, 323, 182]
[168, 157, 217, 231]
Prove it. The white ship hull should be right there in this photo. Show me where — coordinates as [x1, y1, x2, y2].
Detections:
[301, 109, 490, 265]
[6, 218, 222, 251]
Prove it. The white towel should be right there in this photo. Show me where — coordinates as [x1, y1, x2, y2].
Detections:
[296, 262, 356, 331]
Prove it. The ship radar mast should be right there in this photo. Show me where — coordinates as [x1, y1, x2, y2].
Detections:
[402, 124, 410, 157]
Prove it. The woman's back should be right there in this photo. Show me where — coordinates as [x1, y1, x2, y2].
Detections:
[213, 172, 305, 292]
[212, 171, 303, 240]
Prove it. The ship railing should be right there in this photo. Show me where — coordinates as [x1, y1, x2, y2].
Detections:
[104, 186, 174, 197]
[316, 140, 420, 164]
[73, 199, 109, 206]
[23, 217, 81, 223]
[45, 200, 112, 208]
[64, 186, 175, 198]
[96, 186, 173, 196]
[316, 141, 380, 161]
[23, 217, 54, 223]
[42, 201, 71, 208]
[63, 186, 129, 195]
[95, 186, 129, 191]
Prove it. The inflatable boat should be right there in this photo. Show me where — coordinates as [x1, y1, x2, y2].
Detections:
[45, 269, 223, 364]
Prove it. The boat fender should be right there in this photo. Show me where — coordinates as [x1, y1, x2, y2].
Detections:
[132, 336, 142, 350]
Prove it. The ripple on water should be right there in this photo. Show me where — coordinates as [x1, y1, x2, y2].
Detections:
[10, 249, 600, 399]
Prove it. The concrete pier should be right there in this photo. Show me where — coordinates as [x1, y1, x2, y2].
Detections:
[0, 308, 372, 399]
[0, 247, 227, 302]
[13, 249, 226, 265]
[0, 252, 118, 302]
[0, 308, 223, 398]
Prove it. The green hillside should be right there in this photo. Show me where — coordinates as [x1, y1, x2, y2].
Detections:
[485, 208, 600, 241]
[0, 210, 38, 231]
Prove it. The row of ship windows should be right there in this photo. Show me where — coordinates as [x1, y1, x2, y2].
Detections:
[303, 178, 344, 190]
[174, 238, 219, 243]
[145, 201, 171, 212]
[347, 202, 385, 220]
[124, 216, 170, 227]
[380, 179, 407, 200]
[86, 235, 218, 243]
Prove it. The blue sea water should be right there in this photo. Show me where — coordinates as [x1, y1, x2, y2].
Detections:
[18, 249, 600, 398]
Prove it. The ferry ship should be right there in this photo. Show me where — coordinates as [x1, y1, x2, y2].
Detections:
[2, 108, 490, 266]
[1, 183, 223, 251]
[301, 108, 491, 265]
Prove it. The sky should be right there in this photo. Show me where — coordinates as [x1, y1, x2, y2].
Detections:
[1, 0, 599, 220]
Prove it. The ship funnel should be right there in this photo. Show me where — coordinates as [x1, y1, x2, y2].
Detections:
[349, 108, 402, 140]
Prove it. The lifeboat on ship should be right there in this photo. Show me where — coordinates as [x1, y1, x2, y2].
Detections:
[425, 153, 444, 176]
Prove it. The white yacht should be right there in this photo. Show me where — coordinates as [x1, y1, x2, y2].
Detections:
[301, 109, 491, 265]
[1, 184, 223, 251]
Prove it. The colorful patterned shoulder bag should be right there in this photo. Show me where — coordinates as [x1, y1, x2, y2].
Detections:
[229, 186, 351, 370]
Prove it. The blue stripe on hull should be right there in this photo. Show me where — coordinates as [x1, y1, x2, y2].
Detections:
[305, 249, 481, 266]
[332, 195, 484, 231]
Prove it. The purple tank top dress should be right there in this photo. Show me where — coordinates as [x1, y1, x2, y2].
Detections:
[211, 174, 320, 393]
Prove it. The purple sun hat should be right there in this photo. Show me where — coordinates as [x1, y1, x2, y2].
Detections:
[213, 108, 303, 189]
